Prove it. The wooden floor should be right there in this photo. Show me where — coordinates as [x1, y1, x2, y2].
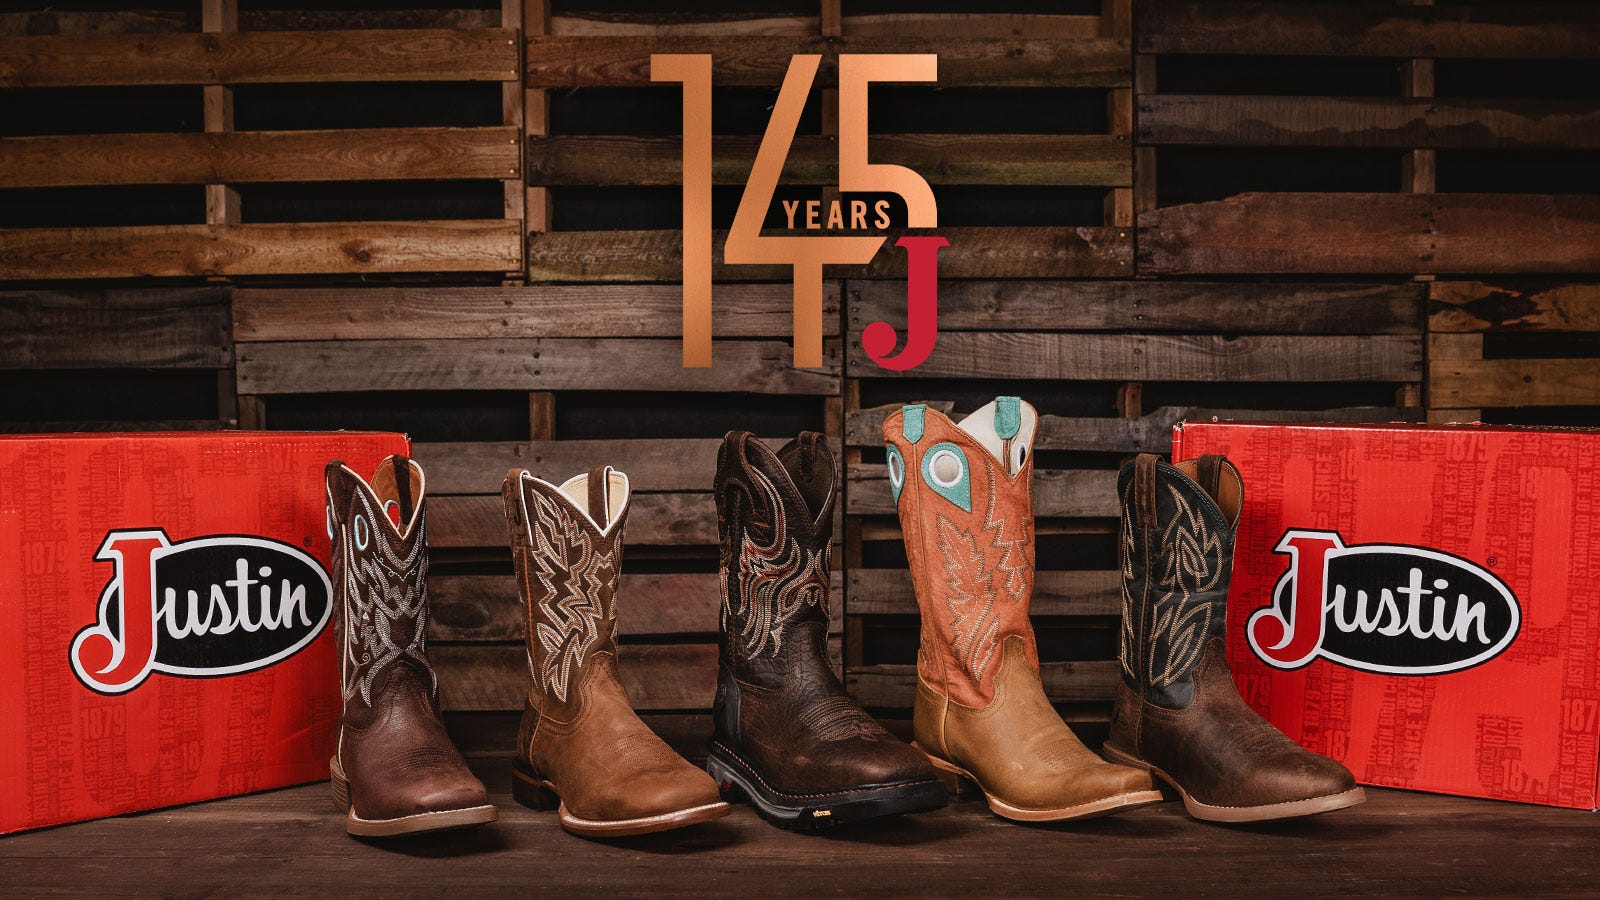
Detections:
[5, 736, 1598, 899]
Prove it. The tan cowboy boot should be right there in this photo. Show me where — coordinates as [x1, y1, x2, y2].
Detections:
[325, 456, 496, 837]
[503, 465, 730, 837]
[883, 398, 1161, 821]
[1105, 454, 1364, 822]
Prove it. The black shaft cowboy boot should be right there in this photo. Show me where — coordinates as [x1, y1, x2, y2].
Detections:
[1104, 453, 1365, 822]
[707, 431, 945, 832]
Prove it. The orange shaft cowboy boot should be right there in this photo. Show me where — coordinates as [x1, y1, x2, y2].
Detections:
[504, 465, 730, 838]
[884, 397, 1160, 821]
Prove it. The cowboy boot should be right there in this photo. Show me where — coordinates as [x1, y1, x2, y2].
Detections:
[504, 465, 730, 837]
[884, 398, 1161, 821]
[708, 432, 945, 832]
[1105, 453, 1365, 822]
[325, 456, 495, 837]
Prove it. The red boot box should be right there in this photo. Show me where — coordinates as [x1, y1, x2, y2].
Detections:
[0, 431, 410, 834]
[1174, 421, 1600, 809]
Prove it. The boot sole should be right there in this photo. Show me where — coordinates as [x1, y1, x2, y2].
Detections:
[511, 762, 732, 838]
[913, 744, 1163, 822]
[706, 741, 946, 834]
[330, 757, 497, 838]
[1101, 743, 1368, 823]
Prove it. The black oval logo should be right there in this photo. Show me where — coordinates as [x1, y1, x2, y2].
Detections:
[70, 530, 333, 694]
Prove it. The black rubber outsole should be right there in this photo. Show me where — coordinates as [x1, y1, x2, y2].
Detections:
[706, 742, 947, 834]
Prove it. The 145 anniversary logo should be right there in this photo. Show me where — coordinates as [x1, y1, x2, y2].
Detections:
[1247, 529, 1521, 676]
[654, 53, 944, 371]
[69, 529, 333, 694]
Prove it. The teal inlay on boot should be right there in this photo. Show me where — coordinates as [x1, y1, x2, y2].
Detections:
[919, 441, 971, 512]
[902, 404, 926, 443]
[994, 396, 1022, 441]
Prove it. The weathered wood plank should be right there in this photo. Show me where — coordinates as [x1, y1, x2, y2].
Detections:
[848, 568, 1121, 618]
[528, 134, 1130, 186]
[846, 404, 1410, 451]
[431, 572, 843, 642]
[234, 283, 837, 342]
[848, 466, 1119, 518]
[849, 280, 1421, 335]
[552, 12, 816, 36]
[237, 338, 839, 396]
[1139, 95, 1600, 150]
[0, 127, 520, 188]
[848, 659, 1119, 707]
[0, 10, 194, 35]
[1137, 2, 1600, 59]
[1429, 281, 1600, 333]
[546, 13, 1102, 39]
[415, 437, 841, 495]
[1138, 193, 1600, 275]
[1430, 358, 1600, 408]
[527, 35, 1129, 87]
[528, 227, 1131, 282]
[0, 287, 228, 369]
[436, 643, 717, 711]
[0, 28, 520, 87]
[0, 220, 522, 280]
[847, 332, 1421, 382]
[430, 493, 718, 547]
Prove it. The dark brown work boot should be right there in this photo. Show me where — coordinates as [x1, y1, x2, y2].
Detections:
[326, 456, 495, 837]
[1104, 453, 1366, 823]
[708, 432, 945, 832]
[504, 466, 729, 838]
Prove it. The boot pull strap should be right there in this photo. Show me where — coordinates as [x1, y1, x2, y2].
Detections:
[1134, 454, 1159, 528]
[1195, 454, 1224, 501]
[393, 455, 415, 528]
[587, 465, 613, 528]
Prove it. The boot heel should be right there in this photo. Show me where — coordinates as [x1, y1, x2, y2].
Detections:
[511, 765, 560, 811]
[329, 757, 350, 811]
[913, 744, 983, 801]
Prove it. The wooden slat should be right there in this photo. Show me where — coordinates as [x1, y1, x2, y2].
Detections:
[1430, 358, 1600, 408]
[526, 35, 1130, 87]
[436, 643, 717, 711]
[1429, 281, 1600, 333]
[551, 12, 816, 36]
[431, 571, 843, 641]
[0, 127, 520, 189]
[847, 332, 1421, 382]
[1139, 95, 1600, 149]
[847, 569, 1120, 618]
[431, 493, 717, 547]
[848, 659, 1119, 707]
[0, 287, 228, 369]
[0, 11, 194, 36]
[846, 404, 1410, 451]
[849, 280, 1422, 335]
[1137, 2, 1600, 59]
[1137, 193, 1600, 275]
[527, 227, 1132, 281]
[415, 437, 841, 495]
[234, 283, 837, 342]
[0, 220, 522, 280]
[0, 28, 519, 87]
[237, 338, 838, 396]
[842, 14, 1102, 39]
[528, 134, 1130, 186]
[848, 467, 1119, 518]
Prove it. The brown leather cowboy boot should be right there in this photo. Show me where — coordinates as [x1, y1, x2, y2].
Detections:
[325, 456, 495, 837]
[884, 398, 1161, 821]
[1105, 453, 1366, 822]
[503, 465, 730, 837]
[708, 432, 945, 832]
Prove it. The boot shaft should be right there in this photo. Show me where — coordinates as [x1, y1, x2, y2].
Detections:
[325, 456, 435, 713]
[882, 397, 1039, 708]
[714, 431, 836, 681]
[1117, 453, 1241, 709]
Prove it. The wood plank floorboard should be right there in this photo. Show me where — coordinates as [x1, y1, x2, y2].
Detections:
[2, 723, 1596, 898]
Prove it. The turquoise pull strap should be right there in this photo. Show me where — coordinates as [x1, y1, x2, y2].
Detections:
[901, 404, 926, 443]
[994, 396, 1022, 441]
